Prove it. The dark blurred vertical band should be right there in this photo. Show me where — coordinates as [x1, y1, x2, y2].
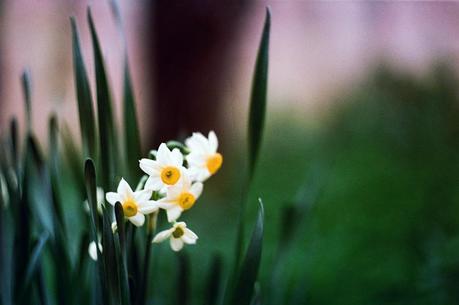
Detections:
[147, 0, 248, 146]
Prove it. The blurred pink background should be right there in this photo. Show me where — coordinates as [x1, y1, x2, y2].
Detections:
[2, 1, 459, 142]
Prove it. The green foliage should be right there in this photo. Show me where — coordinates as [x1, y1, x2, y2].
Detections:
[231, 200, 264, 305]
[248, 7, 271, 177]
[88, 8, 118, 191]
[0, 7, 270, 305]
[71, 17, 97, 159]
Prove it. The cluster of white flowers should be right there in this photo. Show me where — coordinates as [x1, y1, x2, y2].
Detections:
[89, 131, 222, 258]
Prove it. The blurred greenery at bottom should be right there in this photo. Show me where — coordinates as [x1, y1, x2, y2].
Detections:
[190, 63, 459, 305]
[7, 62, 459, 305]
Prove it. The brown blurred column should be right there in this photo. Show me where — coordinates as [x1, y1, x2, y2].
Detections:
[148, 0, 248, 146]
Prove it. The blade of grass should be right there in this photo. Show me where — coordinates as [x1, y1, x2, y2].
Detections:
[123, 59, 142, 182]
[61, 125, 85, 195]
[71, 17, 97, 159]
[84, 159, 100, 257]
[107, 0, 142, 182]
[205, 254, 223, 305]
[248, 7, 270, 177]
[234, 5, 271, 279]
[84, 159, 107, 304]
[21, 70, 32, 131]
[22, 232, 49, 290]
[48, 115, 65, 229]
[230, 199, 264, 305]
[115, 202, 131, 305]
[0, 185, 14, 305]
[87, 7, 118, 190]
[26, 135, 55, 238]
[9, 118, 18, 171]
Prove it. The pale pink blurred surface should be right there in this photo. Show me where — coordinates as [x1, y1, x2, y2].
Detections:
[2, 1, 459, 140]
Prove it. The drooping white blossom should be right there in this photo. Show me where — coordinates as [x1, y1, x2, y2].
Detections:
[152, 222, 198, 251]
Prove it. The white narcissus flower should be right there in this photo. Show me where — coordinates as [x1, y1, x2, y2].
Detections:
[88, 241, 103, 261]
[139, 143, 185, 192]
[185, 131, 223, 182]
[105, 178, 158, 227]
[152, 222, 198, 251]
[157, 174, 203, 222]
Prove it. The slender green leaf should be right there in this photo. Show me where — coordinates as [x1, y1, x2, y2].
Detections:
[248, 7, 270, 177]
[233, 5, 271, 281]
[9, 118, 18, 170]
[101, 204, 122, 305]
[61, 125, 85, 195]
[70, 17, 97, 159]
[206, 254, 223, 305]
[115, 202, 131, 305]
[85, 158, 109, 304]
[88, 7, 117, 190]
[22, 232, 49, 290]
[25, 136, 55, 238]
[35, 263, 50, 305]
[84, 159, 99, 249]
[48, 115, 65, 228]
[230, 199, 264, 305]
[0, 191, 14, 305]
[123, 59, 142, 182]
[21, 70, 32, 131]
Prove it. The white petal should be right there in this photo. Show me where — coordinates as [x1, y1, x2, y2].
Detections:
[138, 201, 159, 214]
[166, 205, 183, 222]
[152, 228, 174, 243]
[166, 183, 183, 199]
[186, 153, 206, 166]
[179, 170, 193, 189]
[193, 133, 210, 150]
[139, 159, 161, 176]
[171, 148, 184, 167]
[156, 199, 176, 209]
[188, 167, 210, 182]
[117, 178, 133, 199]
[88, 241, 100, 261]
[128, 213, 145, 227]
[185, 135, 205, 154]
[182, 228, 198, 244]
[105, 192, 121, 206]
[170, 238, 184, 251]
[145, 176, 163, 191]
[156, 143, 172, 164]
[111, 221, 118, 233]
[134, 189, 153, 203]
[190, 182, 203, 199]
[96, 187, 105, 203]
[208, 131, 218, 152]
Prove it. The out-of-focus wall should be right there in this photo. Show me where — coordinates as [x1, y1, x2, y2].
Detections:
[225, 1, 459, 129]
[2, 1, 459, 142]
[0, 0, 149, 142]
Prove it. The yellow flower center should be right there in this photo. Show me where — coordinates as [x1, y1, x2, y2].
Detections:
[161, 166, 181, 185]
[172, 226, 184, 238]
[122, 198, 138, 217]
[178, 192, 196, 210]
[206, 153, 223, 175]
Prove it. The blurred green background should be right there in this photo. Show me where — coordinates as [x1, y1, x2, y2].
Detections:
[172, 64, 459, 305]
